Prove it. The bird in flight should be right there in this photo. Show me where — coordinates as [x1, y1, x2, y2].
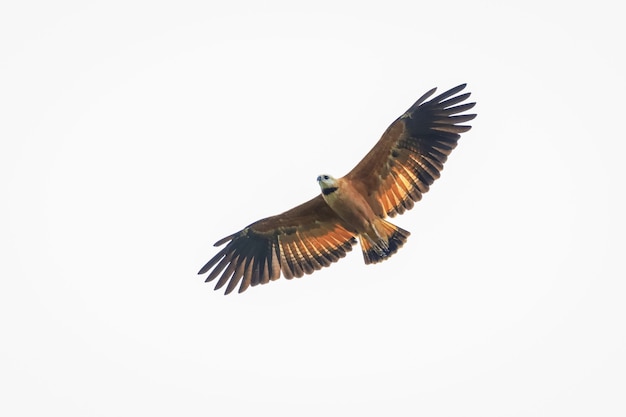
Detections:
[199, 84, 476, 294]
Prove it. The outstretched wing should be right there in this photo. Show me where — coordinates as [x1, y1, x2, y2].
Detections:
[345, 84, 476, 218]
[198, 195, 357, 294]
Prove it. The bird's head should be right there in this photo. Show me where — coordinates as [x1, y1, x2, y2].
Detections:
[317, 174, 339, 195]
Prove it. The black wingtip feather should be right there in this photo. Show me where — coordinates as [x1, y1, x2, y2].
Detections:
[214, 233, 238, 247]
[433, 84, 467, 103]
[198, 247, 229, 275]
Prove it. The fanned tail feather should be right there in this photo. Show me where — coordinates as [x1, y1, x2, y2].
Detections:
[360, 219, 410, 265]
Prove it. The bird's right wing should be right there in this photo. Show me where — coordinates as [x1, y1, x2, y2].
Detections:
[198, 195, 357, 294]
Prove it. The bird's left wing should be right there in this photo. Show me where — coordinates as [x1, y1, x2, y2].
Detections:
[345, 84, 476, 218]
[198, 195, 357, 294]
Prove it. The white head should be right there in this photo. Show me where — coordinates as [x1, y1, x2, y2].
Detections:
[317, 174, 339, 194]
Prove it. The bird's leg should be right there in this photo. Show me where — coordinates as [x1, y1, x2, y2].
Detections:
[363, 229, 389, 256]
[371, 223, 390, 252]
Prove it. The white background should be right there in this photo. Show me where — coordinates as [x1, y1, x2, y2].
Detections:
[1, 1, 624, 416]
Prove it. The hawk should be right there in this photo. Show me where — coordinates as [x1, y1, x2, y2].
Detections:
[199, 84, 476, 294]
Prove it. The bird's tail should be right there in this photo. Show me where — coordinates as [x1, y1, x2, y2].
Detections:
[359, 219, 410, 265]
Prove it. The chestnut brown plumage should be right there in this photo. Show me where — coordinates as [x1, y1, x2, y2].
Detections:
[199, 84, 476, 294]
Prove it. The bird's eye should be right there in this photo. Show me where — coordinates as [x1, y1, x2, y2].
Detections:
[323, 175, 329, 180]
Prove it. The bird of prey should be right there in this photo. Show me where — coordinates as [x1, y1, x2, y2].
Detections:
[198, 84, 476, 294]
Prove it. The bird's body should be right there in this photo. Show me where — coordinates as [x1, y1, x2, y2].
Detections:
[199, 84, 476, 294]
[318, 175, 375, 235]
[317, 174, 409, 263]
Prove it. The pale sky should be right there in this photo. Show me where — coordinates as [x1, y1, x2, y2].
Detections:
[1, 1, 624, 416]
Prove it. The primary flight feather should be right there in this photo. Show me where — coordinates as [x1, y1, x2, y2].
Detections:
[199, 84, 476, 294]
